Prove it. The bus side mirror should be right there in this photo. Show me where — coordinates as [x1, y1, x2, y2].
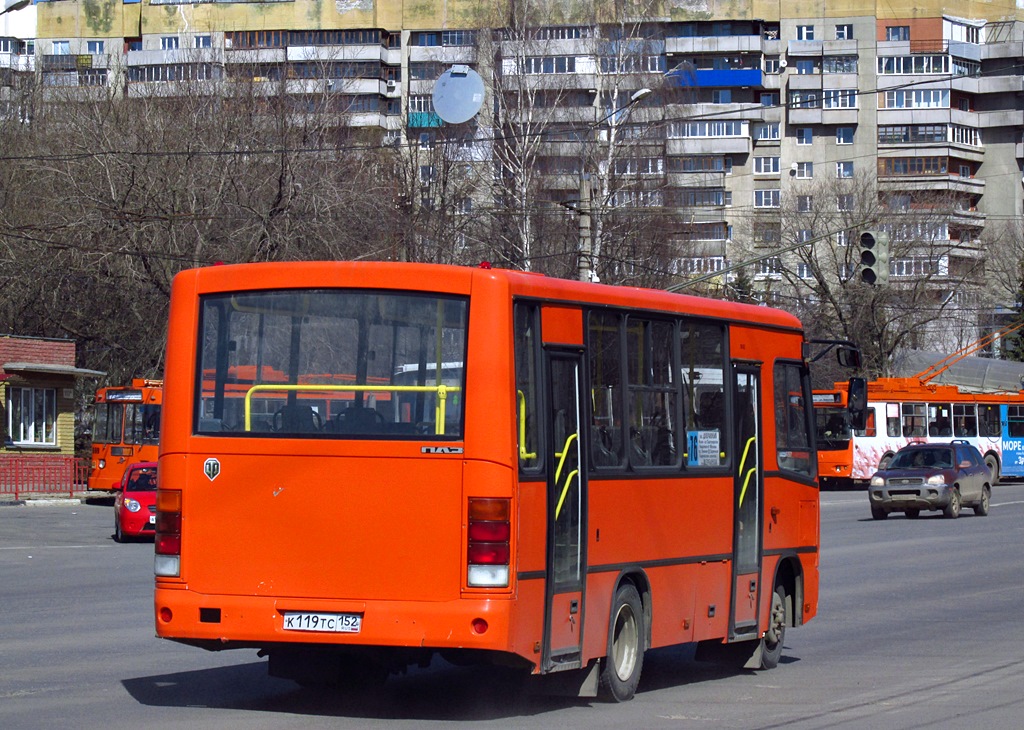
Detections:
[848, 377, 867, 430]
[836, 346, 862, 369]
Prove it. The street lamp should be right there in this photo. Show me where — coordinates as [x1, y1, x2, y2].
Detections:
[574, 87, 653, 282]
[1, 0, 31, 14]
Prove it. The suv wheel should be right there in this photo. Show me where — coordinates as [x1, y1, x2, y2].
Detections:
[943, 489, 961, 519]
[974, 486, 990, 517]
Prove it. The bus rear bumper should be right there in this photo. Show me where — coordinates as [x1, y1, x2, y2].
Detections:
[154, 587, 526, 660]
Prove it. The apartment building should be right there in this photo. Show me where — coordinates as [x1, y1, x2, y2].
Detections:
[16, 0, 1024, 351]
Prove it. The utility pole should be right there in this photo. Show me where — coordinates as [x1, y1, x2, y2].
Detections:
[577, 173, 593, 282]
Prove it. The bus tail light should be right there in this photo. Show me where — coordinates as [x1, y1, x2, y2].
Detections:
[155, 489, 182, 577]
[467, 498, 510, 588]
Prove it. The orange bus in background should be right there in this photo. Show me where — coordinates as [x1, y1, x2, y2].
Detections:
[155, 261, 845, 701]
[88, 379, 162, 492]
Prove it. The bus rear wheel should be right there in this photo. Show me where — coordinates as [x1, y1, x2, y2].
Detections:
[598, 583, 644, 702]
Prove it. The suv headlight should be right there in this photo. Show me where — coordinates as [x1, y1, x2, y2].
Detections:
[870, 475, 884, 487]
[926, 474, 947, 486]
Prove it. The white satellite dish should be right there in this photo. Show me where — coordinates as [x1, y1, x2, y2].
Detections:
[432, 65, 484, 124]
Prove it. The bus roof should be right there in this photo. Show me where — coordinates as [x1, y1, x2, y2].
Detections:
[178, 261, 804, 333]
[836, 377, 1024, 401]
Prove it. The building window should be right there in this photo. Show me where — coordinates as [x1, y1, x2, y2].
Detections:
[836, 161, 854, 178]
[886, 26, 910, 41]
[836, 127, 854, 144]
[797, 262, 815, 279]
[764, 57, 780, 74]
[194, 35, 212, 49]
[759, 257, 783, 275]
[878, 55, 949, 75]
[882, 89, 949, 109]
[837, 194, 854, 211]
[754, 156, 780, 174]
[824, 89, 857, 109]
[796, 161, 813, 179]
[789, 91, 819, 109]
[796, 59, 815, 75]
[796, 25, 815, 41]
[797, 195, 813, 212]
[712, 89, 732, 104]
[760, 92, 779, 107]
[441, 30, 476, 46]
[796, 127, 813, 145]
[835, 24, 854, 40]
[87, 40, 104, 54]
[822, 56, 858, 74]
[524, 56, 576, 74]
[53, 41, 70, 55]
[753, 123, 780, 140]
[7, 387, 57, 446]
[795, 229, 813, 243]
[161, 36, 180, 51]
[755, 189, 781, 208]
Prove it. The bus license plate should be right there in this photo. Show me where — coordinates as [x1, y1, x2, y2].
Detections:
[283, 612, 362, 633]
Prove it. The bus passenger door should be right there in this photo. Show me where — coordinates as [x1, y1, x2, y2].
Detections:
[731, 366, 763, 639]
[543, 351, 586, 671]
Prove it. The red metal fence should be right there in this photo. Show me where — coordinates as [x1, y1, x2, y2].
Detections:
[0, 456, 90, 500]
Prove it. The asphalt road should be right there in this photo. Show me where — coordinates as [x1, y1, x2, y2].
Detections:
[2, 485, 1023, 730]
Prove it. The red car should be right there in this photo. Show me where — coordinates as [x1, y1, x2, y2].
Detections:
[113, 462, 158, 542]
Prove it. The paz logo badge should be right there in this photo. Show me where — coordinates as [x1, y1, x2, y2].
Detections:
[203, 458, 221, 481]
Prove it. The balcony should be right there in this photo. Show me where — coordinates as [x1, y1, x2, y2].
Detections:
[667, 137, 751, 155]
[665, 35, 765, 54]
[692, 68, 764, 88]
[286, 45, 387, 63]
[787, 74, 822, 91]
[668, 171, 727, 188]
[876, 173, 986, 196]
[408, 45, 477, 64]
[787, 40, 823, 57]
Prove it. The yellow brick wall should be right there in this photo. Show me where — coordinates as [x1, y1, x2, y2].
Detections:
[35, 1, 1024, 40]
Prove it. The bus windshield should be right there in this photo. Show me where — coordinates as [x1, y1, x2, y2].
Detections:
[196, 289, 469, 438]
[815, 406, 851, 447]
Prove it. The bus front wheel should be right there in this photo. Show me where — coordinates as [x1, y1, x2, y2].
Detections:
[598, 583, 645, 702]
[759, 585, 788, 670]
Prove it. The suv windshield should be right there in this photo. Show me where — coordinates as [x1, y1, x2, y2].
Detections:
[195, 290, 469, 438]
[889, 448, 953, 470]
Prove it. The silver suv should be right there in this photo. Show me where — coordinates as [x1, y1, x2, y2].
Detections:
[868, 441, 991, 520]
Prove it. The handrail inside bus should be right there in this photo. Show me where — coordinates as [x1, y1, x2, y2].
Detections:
[516, 390, 538, 461]
[737, 435, 757, 507]
[555, 469, 579, 519]
[242, 383, 461, 436]
[554, 432, 580, 519]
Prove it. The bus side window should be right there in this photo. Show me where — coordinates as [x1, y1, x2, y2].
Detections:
[902, 403, 925, 437]
[514, 303, 542, 472]
[885, 403, 900, 437]
[1007, 406, 1024, 438]
[854, 407, 876, 437]
[979, 405, 1001, 438]
[588, 311, 624, 468]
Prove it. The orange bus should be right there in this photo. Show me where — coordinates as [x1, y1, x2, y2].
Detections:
[155, 261, 847, 700]
[88, 379, 163, 492]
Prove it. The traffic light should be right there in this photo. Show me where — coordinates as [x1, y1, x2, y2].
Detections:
[859, 230, 890, 286]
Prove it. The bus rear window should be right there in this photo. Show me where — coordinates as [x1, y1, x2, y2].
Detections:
[195, 290, 468, 438]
